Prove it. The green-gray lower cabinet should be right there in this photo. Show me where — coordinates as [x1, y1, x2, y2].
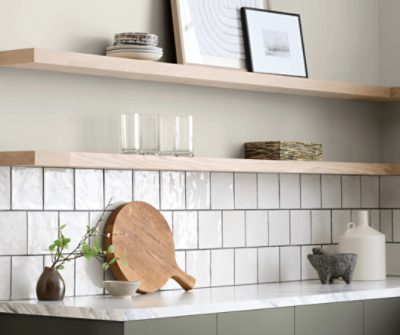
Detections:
[364, 298, 400, 335]
[0, 313, 124, 335]
[124, 314, 217, 335]
[217, 307, 295, 335]
[295, 301, 364, 335]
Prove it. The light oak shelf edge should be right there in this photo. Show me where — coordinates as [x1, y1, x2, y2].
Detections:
[0, 48, 394, 102]
[0, 151, 397, 175]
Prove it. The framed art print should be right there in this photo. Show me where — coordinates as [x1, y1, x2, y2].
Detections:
[171, 0, 269, 69]
[241, 8, 308, 77]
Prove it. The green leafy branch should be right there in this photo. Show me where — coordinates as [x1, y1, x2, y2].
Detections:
[48, 199, 127, 271]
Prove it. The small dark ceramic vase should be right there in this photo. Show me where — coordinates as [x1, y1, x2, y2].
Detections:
[36, 267, 65, 301]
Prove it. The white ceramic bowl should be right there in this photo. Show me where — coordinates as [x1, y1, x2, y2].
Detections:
[103, 280, 140, 299]
[106, 50, 163, 61]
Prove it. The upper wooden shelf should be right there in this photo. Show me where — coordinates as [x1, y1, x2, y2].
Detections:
[0, 151, 397, 175]
[0, 48, 397, 102]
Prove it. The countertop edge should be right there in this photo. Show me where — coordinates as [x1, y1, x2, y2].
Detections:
[2, 283, 400, 322]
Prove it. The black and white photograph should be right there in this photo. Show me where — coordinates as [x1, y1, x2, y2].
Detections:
[263, 29, 291, 57]
[241, 8, 308, 77]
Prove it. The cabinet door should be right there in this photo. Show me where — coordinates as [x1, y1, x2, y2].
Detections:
[125, 314, 217, 335]
[295, 301, 363, 335]
[364, 297, 400, 335]
[217, 308, 294, 335]
[0, 313, 124, 335]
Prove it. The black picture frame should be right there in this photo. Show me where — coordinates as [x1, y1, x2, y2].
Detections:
[241, 7, 308, 78]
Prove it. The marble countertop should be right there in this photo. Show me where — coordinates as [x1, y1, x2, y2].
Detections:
[2, 278, 400, 322]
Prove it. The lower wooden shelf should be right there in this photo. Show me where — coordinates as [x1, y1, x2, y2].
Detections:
[0, 151, 395, 175]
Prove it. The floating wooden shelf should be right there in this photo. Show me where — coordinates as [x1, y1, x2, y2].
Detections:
[390, 87, 400, 100]
[0, 151, 396, 175]
[0, 48, 395, 102]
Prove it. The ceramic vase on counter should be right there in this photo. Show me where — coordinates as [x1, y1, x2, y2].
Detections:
[338, 211, 386, 281]
[36, 267, 65, 301]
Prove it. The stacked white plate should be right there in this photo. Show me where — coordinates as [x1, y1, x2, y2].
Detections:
[106, 32, 163, 61]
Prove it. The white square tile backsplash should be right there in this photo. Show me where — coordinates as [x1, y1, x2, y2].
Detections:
[342, 176, 361, 208]
[75, 169, 104, 210]
[280, 246, 301, 282]
[211, 249, 234, 286]
[59, 211, 89, 247]
[321, 175, 341, 208]
[301, 246, 319, 280]
[44, 168, 74, 210]
[311, 210, 331, 244]
[370, 209, 380, 231]
[211, 173, 234, 210]
[104, 170, 132, 209]
[381, 176, 400, 208]
[393, 210, 400, 242]
[161, 171, 185, 210]
[258, 247, 279, 283]
[301, 175, 321, 209]
[0, 257, 10, 300]
[258, 174, 279, 209]
[361, 176, 379, 208]
[222, 211, 245, 248]
[173, 211, 198, 249]
[245, 210, 268, 247]
[198, 211, 222, 249]
[386, 244, 400, 276]
[380, 209, 393, 242]
[235, 248, 257, 285]
[12, 167, 43, 210]
[269, 210, 290, 246]
[332, 210, 351, 243]
[187, 250, 210, 288]
[134, 171, 160, 208]
[234, 173, 257, 209]
[0, 212, 27, 255]
[186, 172, 210, 210]
[290, 210, 311, 245]
[75, 258, 103, 296]
[11, 256, 43, 300]
[1, 166, 397, 300]
[0, 167, 10, 210]
[280, 174, 300, 209]
[28, 212, 58, 254]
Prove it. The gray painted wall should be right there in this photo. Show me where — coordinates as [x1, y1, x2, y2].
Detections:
[0, 0, 389, 162]
[379, 0, 400, 163]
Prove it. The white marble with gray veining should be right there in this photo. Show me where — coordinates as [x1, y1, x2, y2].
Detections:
[3, 279, 400, 322]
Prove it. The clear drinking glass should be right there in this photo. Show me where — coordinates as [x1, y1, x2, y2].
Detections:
[159, 115, 176, 155]
[121, 114, 140, 154]
[140, 113, 160, 155]
[175, 115, 193, 156]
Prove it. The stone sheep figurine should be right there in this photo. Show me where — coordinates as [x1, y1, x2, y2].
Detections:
[307, 248, 357, 284]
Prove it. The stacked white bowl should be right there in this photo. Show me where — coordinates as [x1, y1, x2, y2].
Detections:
[106, 32, 163, 61]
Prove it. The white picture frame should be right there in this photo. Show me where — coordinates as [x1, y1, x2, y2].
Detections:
[241, 8, 308, 77]
[171, 0, 269, 69]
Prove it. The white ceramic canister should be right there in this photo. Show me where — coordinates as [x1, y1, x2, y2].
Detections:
[338, 210, 386, 281]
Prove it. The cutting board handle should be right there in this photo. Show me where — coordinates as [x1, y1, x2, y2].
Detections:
[172, 268, 196, 291]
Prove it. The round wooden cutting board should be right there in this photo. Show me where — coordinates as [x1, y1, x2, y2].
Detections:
[104, 201, 196, 294]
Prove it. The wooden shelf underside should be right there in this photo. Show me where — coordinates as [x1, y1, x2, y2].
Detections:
[0, 151, 398, 175]
[0, 48, 398, 102]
